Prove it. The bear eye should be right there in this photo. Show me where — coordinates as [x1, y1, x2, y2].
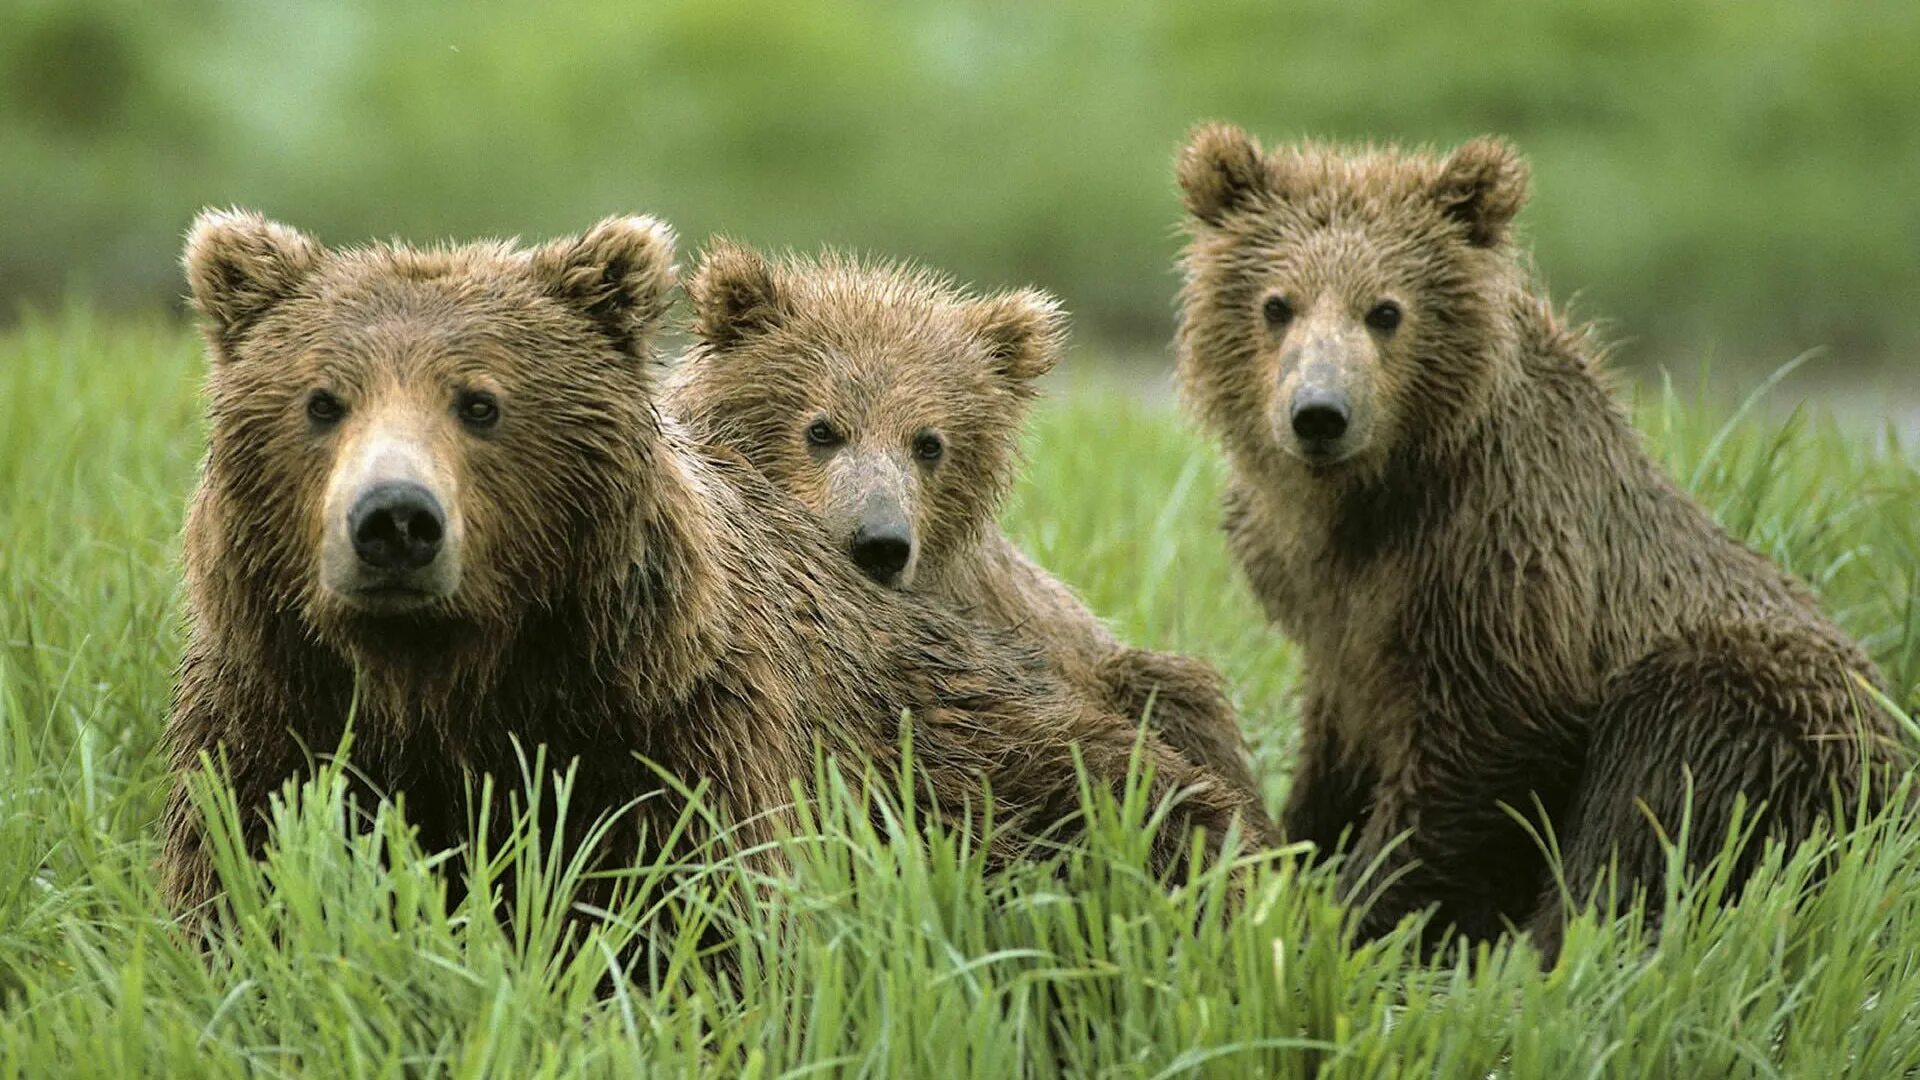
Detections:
[805, 419, 842, 448]
[1262, 296, 1294, 327]
[456, 390, 501, 429]
[306, 389, 346, 426]
[913, 431, 945, 463]
[1365, 300, 1403, 333]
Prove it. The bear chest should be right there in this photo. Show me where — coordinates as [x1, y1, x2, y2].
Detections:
[1299, 573, 1425, 776]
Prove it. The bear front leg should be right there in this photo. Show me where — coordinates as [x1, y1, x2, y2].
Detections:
[1279, 695, 1377, 863]
[157, 649, 318, 922]
[1050, 719, 1282, 878]
[1336, 746, 1571, 952]
[1336, 794, 1517, 950]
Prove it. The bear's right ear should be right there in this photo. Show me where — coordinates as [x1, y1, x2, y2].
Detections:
[1176, 123, 1271, 226]
[687, 238, 786, 349]
[183, 208, 323, 353]
[530, 214, 679, 357]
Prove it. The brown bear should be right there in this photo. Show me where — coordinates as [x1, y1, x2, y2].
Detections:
[663, 243, 1259, 797]
[1172, 126, 1905, 959]
[160, 211, 1279, 926]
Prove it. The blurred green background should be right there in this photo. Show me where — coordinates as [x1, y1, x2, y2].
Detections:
[4, 0, 1918, 389]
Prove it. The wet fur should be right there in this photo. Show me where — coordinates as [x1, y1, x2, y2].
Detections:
[1174, 129, 1904, 959]
[666, 245, 1259, 797]
[161, 213, 1276, 930]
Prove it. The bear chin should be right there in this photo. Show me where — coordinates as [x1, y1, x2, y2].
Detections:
[312, 588, 480, 655]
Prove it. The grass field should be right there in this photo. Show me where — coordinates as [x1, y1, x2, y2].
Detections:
[2, 310, 1918, 1077]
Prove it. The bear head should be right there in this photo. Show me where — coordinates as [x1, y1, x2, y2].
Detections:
[672, 242, 1064, 589]
[1174, 125, 1530, 487]
[182, 209, 677, 660]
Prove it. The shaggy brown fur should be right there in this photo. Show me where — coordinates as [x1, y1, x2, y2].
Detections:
[161, 211, 1277, 927]
[1173, 126, 1905, 959]
[664, 244, 1258, 796]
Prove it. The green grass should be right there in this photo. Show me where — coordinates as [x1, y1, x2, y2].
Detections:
[1, 310, 1917, 1077]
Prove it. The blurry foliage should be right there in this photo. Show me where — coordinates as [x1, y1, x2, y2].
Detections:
[2, 0, 1918, 363]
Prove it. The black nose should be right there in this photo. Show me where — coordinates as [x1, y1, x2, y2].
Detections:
[349, 482, 445, 571]
[1290, 388, 1350, 443]
[849, 523, 913, 584]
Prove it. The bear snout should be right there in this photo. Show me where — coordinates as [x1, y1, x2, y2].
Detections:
[849, 517, 915, 586]
[825, 451, 920, 588]
[349, 482, 446, 572]
[319, 424, 464, 610]
[1275, 349, 1375, 467]
[1290, 385, 1351, 445]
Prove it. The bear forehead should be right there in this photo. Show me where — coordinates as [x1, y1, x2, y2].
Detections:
[257, 253, 589, 359]
[1273, 142, 1453, 195]
[306, 245, 549, 308]
[1238, 224, 1437, 287]
[756, 351, 996, 428]
[1216, 146, 1462, 242]
[787, 288, 978, 349]
[766, 298, 1000, 396]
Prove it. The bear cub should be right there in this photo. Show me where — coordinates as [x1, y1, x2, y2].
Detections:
[1174, 126, 1904, 958]
[666, 243, 1258, 797]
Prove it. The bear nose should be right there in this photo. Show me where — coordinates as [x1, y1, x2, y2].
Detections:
[849, 523, 914, 585]
[1290, 388, 1351, 443]
[349, 482, 446, 572]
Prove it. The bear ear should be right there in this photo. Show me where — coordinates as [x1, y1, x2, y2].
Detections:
[965, 287, 1066, 383]
[530, 214, 678, 356]
[1176, 123, 1271, 226]
[687, 238, 786, 349]
[183, 208, 323, 352]
[1432, 137, 1530, 248]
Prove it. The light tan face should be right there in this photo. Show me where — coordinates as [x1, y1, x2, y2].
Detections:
[1267, 292, 1390, 465]
[795, 386, 953, 588]
[1257, 277, 1407, 468]
[1174, 129, 1532, 485]
[1184, 222, 1427, 481]
[314, 379, 492, 613]
[183, 210, 678, 649]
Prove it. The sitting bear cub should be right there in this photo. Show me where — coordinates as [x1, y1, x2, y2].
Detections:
[666, 242, 1258, 797]
[1173, 126, 1903, 958]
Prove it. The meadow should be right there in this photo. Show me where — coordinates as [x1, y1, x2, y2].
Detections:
[1, 310, 1917, 1077]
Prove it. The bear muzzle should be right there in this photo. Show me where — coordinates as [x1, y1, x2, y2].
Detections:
[350, 482, 446, 573]
[826, 451, 921, 589]
[320, 425, 464, 612]
[850, 515, 915, 587]
[1275, 334, 1376, 467]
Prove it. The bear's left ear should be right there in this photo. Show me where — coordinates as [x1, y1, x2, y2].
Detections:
[530, 215, 678, 356]
[1432, 137, 1529, 248]
[964, 288, 1066, 383]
